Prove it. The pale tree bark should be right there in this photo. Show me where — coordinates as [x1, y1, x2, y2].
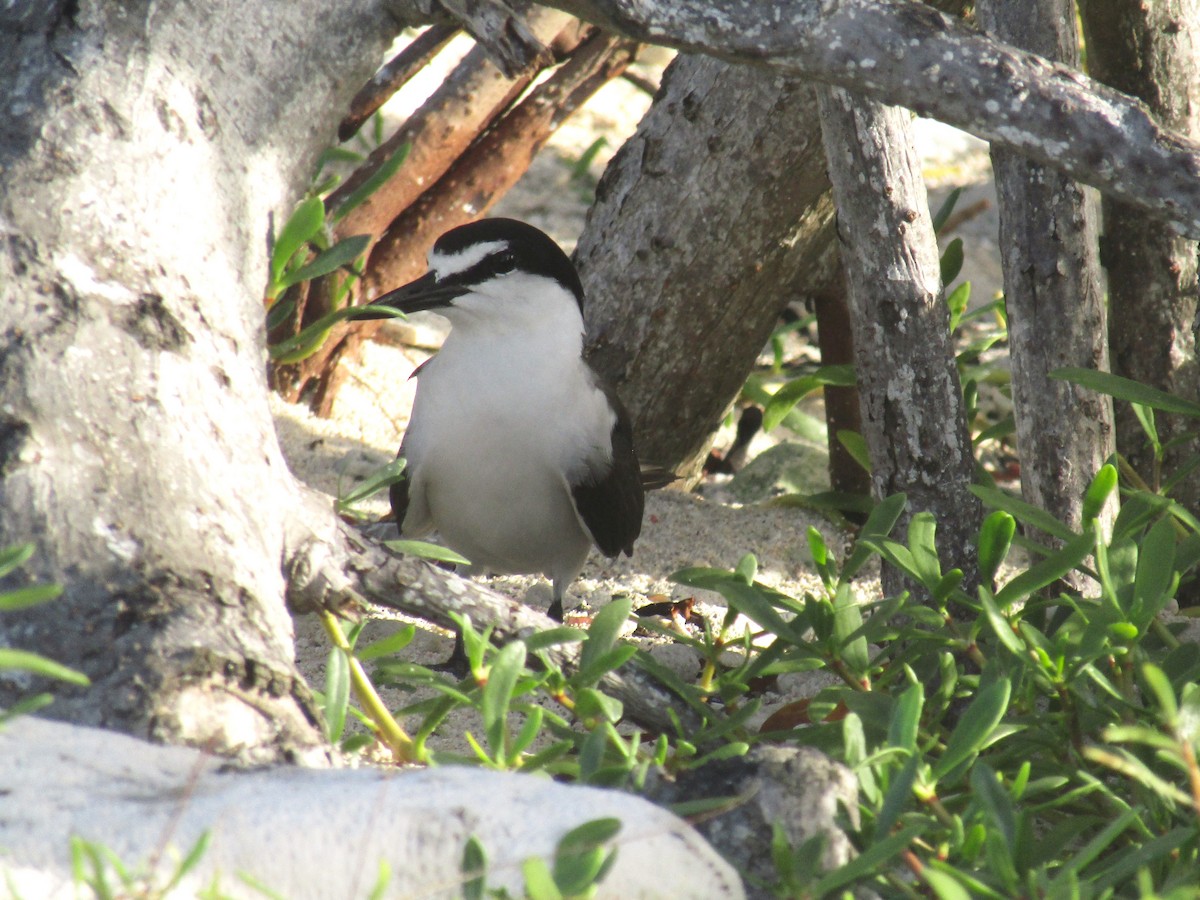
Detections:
[0, 0, 413, 762]
[7, 0, 1200, 765]
[541, 0, 1200, 239]
[577, 54, 839, 480]
[976, 0, 1115, 540]
[816, 87, 980, 595]
[1079, 0, 1200, 512]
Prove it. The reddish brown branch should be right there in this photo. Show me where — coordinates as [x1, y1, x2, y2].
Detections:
[338, 24, 460, 143]
[302, 29, 638, 416]
[364, 29, 638, 299]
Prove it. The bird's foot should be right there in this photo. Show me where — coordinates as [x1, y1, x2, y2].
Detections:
[427, 633, 471, 680]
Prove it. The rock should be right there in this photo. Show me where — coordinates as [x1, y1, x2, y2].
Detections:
[646, 745, 858, 899]
[1, 717, 743, 899]
[726, 442, 830, 504]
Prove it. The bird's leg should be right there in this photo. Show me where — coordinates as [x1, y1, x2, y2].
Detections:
[547, 581, 565, 622]
[430, 630, 470, 679]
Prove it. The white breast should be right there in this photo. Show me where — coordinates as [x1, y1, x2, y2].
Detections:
[399, 289, 615, 581]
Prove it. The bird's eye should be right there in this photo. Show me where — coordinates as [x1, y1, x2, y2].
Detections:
[493, 251, 517, 274]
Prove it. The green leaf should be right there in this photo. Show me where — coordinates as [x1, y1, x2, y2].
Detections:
[0, 691, 54, 723]
[507, 707, 544, 764]
[574, 687, 623, 724]
[994, 530, 1094, 609]
[934, 677, 1011, 780]
[1179, 682, 1200, 746]
[1141, 663, 1178, 723]
[338, 456, 407, 509]
[833, 582, 868, 674]
[931, 187, 963, 233]
[265, 295, 296, 332]
[888, 682, 924, 752]
[874, 752, 919, 841]
[1081, 464, 1118, 524]
[762, 365, 856, 432]
[0, 542, 35, 579]
[979, 589, 1024, 658]
[970, 485, 1075, 543]
[970, 763, 1016, 852]
[521, 857, 562, 900]
[704, 577, 803, 643]
[946, 281, 972, 332]
[162, 830, 213, 895]
[323, 647, 350, 743]
[977, 511, 1016, 585]
[385, 539, 472, 566]
[0, 649, 90, 686]
[924, 867, 975, 900]
[356, 625, 416, 662]
[332, 142, 412, 221]
[734, 552, 758, 584]
[278, 234, 371, 288]
[482, 641, 526, 755]
[1133, 517, 1176, 619]
[0, 582, 63, 612]
[940, 237, 964, 286]
[1132, 402, 1160, 450]
[843, 493, 907, 580]
[1051, 367, 1200, 419]
[1047, 806, 1138, 883]
[811, 823, 925, 895]
[579, 597, 631, 676]
[836, 429, 872, 476]
[1088, 827, 1195, 895]
[907, 511, 942, 588]
[271, 196, 325, 286]
[808, 526, 829, 569]
[268, 303, 404, 364]
[553, 818, 620, 897]
[523, 627, 584, 653]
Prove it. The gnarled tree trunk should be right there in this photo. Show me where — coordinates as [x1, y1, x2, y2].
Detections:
[977, 0, 1115, 544]
[1079, 0, 1200, 511]
[817, 86, 980, 595]
[0, 0, 408, 762]
[577, 53, 839, 479]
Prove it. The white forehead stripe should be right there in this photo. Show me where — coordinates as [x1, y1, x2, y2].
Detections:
[430, 240, 508, 278]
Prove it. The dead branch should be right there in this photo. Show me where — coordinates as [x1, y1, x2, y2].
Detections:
[307, 29, 638, 416]
[363, 28, 637, 299]
[540, 0, 1200, 239]
[438, 0, 558, 77]
[284, 500, 704, 737]
[338, 24, 460, 143]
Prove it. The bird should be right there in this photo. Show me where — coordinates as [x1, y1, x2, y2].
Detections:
[352, 217, 663, 635]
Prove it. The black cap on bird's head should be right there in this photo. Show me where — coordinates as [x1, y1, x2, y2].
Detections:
[349, 218, 585, 321]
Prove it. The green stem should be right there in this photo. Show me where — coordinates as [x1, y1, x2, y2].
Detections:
[319, 610, 419, 764]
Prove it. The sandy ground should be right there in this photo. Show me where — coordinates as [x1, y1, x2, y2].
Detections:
[277, 45, 1006, 750]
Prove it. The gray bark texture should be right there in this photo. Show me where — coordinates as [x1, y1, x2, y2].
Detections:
[577, 54, 838, 479]
[976, 0, 1115, 538]
[0, 0, 413, 761]
[6, 0, 1200, 766]
[816, 86, 980, 594]
[1079, 0, 1200, 511]
[288, 513, 702, 737]
[542, 0, 1200, 239]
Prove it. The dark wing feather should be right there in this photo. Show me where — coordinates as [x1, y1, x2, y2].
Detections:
[571, 386, 645, 558]
[389, 454, 412, 534]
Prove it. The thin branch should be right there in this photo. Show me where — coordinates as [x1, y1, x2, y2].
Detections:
[338, 24, 460, 142]
[285, 508, 704, 737]
[535, 0, 1200, 238]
